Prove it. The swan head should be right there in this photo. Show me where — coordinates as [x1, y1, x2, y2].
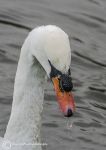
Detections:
[43, 25, 75, 117]
[49, 60, 75, 117]
[31, 25, 75, 117]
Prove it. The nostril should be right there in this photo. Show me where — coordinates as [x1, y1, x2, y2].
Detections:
[65, 108, 73, 117]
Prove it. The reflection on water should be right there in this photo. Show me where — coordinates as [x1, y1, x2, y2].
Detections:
[0, 0, 106, 150]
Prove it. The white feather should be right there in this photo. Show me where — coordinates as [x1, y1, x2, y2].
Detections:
[0, 25, 71, 150]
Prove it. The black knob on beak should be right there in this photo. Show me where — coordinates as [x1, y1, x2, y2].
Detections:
[59, 74, 73, 92]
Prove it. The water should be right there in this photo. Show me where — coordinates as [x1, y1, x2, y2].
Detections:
[0, 0, 106, 150]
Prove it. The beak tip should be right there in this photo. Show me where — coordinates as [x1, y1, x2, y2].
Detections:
[64, 108, 73, 117]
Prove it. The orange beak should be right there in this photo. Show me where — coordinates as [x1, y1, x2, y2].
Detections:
[52, 77, 75, 117]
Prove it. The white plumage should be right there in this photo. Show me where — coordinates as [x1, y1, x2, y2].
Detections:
[0, 25, 71, 150]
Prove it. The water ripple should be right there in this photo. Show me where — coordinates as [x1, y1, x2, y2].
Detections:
[74, 51, 106, 67]
[0, 49, 17, 64]
[81, 12, 106, 23]
[89, 86, 106, 92]
[0, 19, 31, 31]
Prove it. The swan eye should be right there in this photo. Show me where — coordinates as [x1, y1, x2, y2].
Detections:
[59, 75, 73, 92]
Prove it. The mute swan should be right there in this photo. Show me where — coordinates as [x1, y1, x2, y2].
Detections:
[0, 25, 75, 150]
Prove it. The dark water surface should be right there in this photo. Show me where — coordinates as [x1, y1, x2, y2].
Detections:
[0, 0, 106, 150]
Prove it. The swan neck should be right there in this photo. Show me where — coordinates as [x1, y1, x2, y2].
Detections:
[4, 46, 45, 149]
